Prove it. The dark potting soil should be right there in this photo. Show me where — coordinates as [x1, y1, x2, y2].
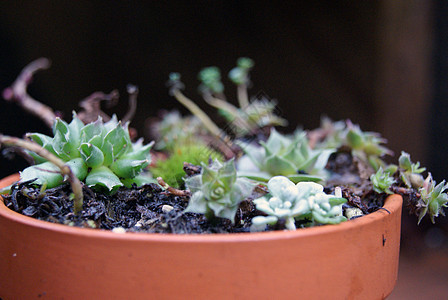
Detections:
[1, 153, 391, 234]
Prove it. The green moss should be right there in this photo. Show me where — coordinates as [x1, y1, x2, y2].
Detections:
[150, 144, 223, 188]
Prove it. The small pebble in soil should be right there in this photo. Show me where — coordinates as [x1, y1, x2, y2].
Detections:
[161, 204, 174, 213]
[112, 227, 126, 233]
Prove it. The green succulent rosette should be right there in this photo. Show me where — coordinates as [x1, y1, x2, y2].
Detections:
[238, 128, 335, 183]
[21, 113, 154, 193]
[184, 158, 255, 223]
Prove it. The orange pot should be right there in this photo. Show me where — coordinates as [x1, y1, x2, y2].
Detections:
[0, 174, 402, 299]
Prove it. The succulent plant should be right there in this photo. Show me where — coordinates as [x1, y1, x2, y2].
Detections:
[228, 57, 254, 86]
[21, 113, 153, 193]
[198, 66, 224, 95]
[398, 151, 426, 189]
[184, 159, 255, 223]
[251, 176, 346, 231]
[310, 118, 393, 172]
[343, 121, 393, 171]
[418, 174, 448, 224]
[238, 128, 335, 183]
[370, 167, 395, 195]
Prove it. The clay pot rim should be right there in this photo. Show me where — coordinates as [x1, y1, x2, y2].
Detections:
[0, 173, 402, 243]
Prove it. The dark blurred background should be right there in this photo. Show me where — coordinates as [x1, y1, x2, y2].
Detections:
[0, 1, 447, 298]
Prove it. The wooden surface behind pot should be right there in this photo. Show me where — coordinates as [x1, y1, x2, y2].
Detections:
[0, 174, 402, 299]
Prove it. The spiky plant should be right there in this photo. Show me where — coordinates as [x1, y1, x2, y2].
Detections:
[418, 175, 448, 224]
[237, 128, 335, 183]
[184, 159, 255, 223]
[21, 113, 153, 193]
[370, 167, 395, 195]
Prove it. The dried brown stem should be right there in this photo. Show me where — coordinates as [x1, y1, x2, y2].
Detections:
[156, 177, 190, 198]
[0, 134, 84, 214]
[2, 58, 56, 128]
[77, 90, 119, 124]
[122, 84, 138, 124]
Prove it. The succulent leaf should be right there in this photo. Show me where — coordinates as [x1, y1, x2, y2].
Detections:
[20, 161, 63, 188]
[80, 143, 104, 168]
[86, 166, 123, 193]
[110, 159, 149, 179]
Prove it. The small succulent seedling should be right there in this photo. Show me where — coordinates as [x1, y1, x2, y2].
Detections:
[370, 167, 395, 195]
[184, 158, 255, 223]
[398, 151, 426, 189]
[251, 176, 346, 231]
[310, 118, 393, 172]
[418, 174, 448, 224]
[22, 113, 153, 193]
[198, 66, 225, 95]
[238, 128, 335, 183]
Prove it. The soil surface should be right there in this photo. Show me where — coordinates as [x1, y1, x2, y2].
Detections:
[2, 153, 390, 234]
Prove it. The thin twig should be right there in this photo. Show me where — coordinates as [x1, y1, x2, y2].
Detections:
[2, 58, 56, 128]
[156, 177, 190, 198]
[0, 134, 84, 214]
[122, 84, 138, 124]
[77, 90, 119, 123]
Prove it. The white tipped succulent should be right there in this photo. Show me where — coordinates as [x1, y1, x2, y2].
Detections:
[238, 128, 335, 183]
[21, 113, 153, 193]
[184, 159, 255, 223]
[251, 176, 346, 231]
[417, 174, 448, 224]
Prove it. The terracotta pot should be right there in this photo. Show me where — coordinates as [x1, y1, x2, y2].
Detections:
[0, 173, 402, 299]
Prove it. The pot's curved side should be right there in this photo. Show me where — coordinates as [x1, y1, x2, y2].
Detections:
[0, 174, 402, 299]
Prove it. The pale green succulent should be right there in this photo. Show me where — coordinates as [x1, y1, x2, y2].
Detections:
[228, 57, 254, 85]
[184, 159, 255, 223]
[21, 113, 153, 193]
[398, 151, 426, 189]
[251, 176, 346, 231]
[310, 118, 392, 171]
[418, 174, 448, 224]
[344, 122, 393, 170]
[238, 128, 335, 183]
[370, 167, 395, 195]
[198, 66, 224, 94]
